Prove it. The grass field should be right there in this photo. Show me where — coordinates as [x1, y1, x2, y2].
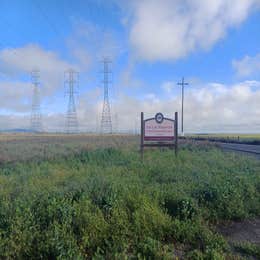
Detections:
[187, 133, 260, 145]
[0, 133, 138, 163]
[0, 135, 259, 259]
[189, 133, 260, 139]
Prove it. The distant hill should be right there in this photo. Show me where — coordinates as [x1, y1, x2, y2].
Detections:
[0, 128, 36, 133]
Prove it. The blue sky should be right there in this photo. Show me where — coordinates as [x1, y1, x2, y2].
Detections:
[0, 0, 260, 132]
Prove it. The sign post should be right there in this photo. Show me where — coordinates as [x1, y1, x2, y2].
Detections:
[140, 112, 178, 160]
[174, 111, 178, 156]
[141, 112, 144, 160]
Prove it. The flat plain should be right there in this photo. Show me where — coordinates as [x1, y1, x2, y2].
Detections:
[188, 134, 260, 145]
[0, 133, 138, 163]
[0, 134, 259, 259]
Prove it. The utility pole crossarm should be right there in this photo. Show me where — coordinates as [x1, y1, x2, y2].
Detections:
[177, 77, 189, 86]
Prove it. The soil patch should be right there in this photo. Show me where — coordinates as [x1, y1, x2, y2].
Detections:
[217, 218, 260, 245]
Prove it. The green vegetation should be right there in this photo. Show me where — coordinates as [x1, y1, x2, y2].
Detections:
[0, 139, 259, 259]
[187, 133, 260, 145]
[188, 133, 260, 139]
[0, 134, 138, 163]
[234, 242, 260, 259]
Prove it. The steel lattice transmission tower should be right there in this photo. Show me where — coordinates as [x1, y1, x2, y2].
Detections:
[30, 69, 43, 132]
[101, 57, 112, 134]
[65, 69, 79, 134]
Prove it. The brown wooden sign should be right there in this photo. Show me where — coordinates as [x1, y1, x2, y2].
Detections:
[140, 112, 178, 159]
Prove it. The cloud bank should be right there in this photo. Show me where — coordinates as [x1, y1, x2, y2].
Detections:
[233, 53, 260, 77]
[0, 4, 259, 133]
[0, 44, 76, 102]
[0, 80, 259, 133]
[125, 0, 260, 61]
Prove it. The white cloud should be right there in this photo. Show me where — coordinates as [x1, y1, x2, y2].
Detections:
[119, 59, 144, 89]
[0, 12, 259, 133]
[0, 80, 31, 112]
[112, 80, 260, 133]
[161, 81, 175, 93]
[233, 53, 260, 77]
[67, 20, 124, 69]
[123, 0, 260, 61]
[0, 114, 29, 130]
[1, 79, 260, 133]
[183, 80, 260, 132]
[0, 44, 76, 97]
[0, 20, 122, 116]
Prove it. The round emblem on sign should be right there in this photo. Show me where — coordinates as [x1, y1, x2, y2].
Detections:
[155, 113, 164, 123]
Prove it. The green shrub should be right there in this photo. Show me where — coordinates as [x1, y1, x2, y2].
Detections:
[234, 242, 260, 259]
[164, 194, 198, 220]
[0, 144, 259, 258]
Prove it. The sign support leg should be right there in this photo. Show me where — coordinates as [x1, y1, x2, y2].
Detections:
[140, 112, 144, 161]
[175, 112, 178, 156]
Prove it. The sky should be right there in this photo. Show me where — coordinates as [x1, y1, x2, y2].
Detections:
[0, 0, 260, 133]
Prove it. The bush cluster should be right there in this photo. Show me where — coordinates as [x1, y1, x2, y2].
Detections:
[0, 146, 259, 258]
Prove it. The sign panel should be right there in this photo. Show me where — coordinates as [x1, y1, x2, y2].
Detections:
[140, 112, 178, 159]
[144, 113, 174, 141]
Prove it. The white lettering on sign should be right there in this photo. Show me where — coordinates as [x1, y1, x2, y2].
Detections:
[144, 119, 174, 141]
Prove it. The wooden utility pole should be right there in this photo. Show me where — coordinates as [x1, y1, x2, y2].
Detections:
[177, 77, 189, 136]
